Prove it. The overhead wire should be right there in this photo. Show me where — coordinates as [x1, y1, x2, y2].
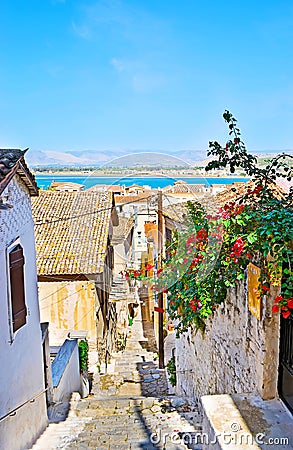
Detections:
[34, 192, 157, 301]
[34, 194, 156, 226]
[39, 285, 91, 307]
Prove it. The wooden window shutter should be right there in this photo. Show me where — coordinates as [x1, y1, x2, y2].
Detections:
[9, 245, 27, 332]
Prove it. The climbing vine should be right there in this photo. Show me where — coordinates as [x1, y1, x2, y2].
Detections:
[78, 339, 89, 375]
[161, 111, 293, 335]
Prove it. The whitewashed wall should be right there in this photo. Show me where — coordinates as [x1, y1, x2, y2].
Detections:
[51, 339, 81, 402]
[0, 176, 47, 450]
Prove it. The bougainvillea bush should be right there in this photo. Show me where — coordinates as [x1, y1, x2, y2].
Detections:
[161, 111, 293, 335]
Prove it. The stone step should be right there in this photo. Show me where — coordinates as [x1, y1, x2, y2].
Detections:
[31, 311, 203, 450]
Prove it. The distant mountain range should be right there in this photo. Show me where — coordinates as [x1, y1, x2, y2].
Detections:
[25, 148, 292, 168]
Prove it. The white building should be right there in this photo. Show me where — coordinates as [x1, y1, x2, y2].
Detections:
[115, 192, 157, 268]
[0, 149, 47, 450]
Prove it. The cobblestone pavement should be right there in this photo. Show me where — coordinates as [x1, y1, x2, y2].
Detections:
[32, 310, 202, 450]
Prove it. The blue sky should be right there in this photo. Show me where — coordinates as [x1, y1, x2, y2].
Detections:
[1, 0, 293, 160]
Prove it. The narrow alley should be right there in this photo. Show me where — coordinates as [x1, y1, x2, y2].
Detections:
[32, 305, 203, 450]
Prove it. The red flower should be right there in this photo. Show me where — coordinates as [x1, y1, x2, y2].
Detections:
[196, 228, 208, 240]
[231, 236, 245, 258]
[261, 285, 270, 292]
[275, 295, 283, 303]
[146, 264, 154, 271]
[252, 185, 262, 195]
[134, 270, 140, 277]
[272, 304, 279, 313]
[234, 204, 244, 216]
[282, 310, 291, 319]
[221, 210, 231, 219]
[287, 298, 293, 309]
[189, 299, 198, 311]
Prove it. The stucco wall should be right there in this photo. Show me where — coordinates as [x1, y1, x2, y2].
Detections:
[38, 280, 98, 345]
[0, 176, 47, 449]
[0, 395, 47, 450]
[52, 339, 81, 402]
[175, 279, 281, 403]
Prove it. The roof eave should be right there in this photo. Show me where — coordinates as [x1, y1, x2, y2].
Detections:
[0, 155, 38, 196]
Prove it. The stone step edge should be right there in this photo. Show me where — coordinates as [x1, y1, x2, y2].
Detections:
[81, 394, 196, 401]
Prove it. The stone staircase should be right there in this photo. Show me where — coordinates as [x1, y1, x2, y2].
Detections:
[31, 309, 203, 450]
[109, 275, 130, 303]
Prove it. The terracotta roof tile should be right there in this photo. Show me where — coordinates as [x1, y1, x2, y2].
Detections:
[111, 216, 134, 244]
[163, 194, 218, 223]
[216, 180, 285, 206]
[32, 190, 113, 276]
[115, 192, 154, 204]
[162, 183, 206, 194]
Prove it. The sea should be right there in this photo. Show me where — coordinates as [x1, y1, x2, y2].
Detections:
[35, 174, 249, 190]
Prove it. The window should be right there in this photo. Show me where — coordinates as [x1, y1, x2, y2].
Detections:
[9, 244, 27, 332]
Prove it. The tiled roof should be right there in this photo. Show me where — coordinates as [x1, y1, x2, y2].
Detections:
[163, 194, 218, 223]
[32, 190, 113, 276]
[162, 183, 206, 194]
[0, 148, 38, 196]
[163, 203, 188, 223]
[50, 181, 85, 189]
[106, 185, 125, 192]
[111, 215, 134, 245]
[115, 192, 154, 204]
[216, 180, 285, 206]
[87, 184, 125, 193]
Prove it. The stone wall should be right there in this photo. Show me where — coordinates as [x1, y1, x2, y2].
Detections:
[175, 277, 281, 403]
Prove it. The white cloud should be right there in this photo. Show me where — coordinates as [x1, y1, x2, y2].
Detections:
[110, 58, 125, 72]
[71, 21, 92, 39]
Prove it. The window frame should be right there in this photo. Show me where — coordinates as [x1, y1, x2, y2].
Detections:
[6, 239, 27, 342]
